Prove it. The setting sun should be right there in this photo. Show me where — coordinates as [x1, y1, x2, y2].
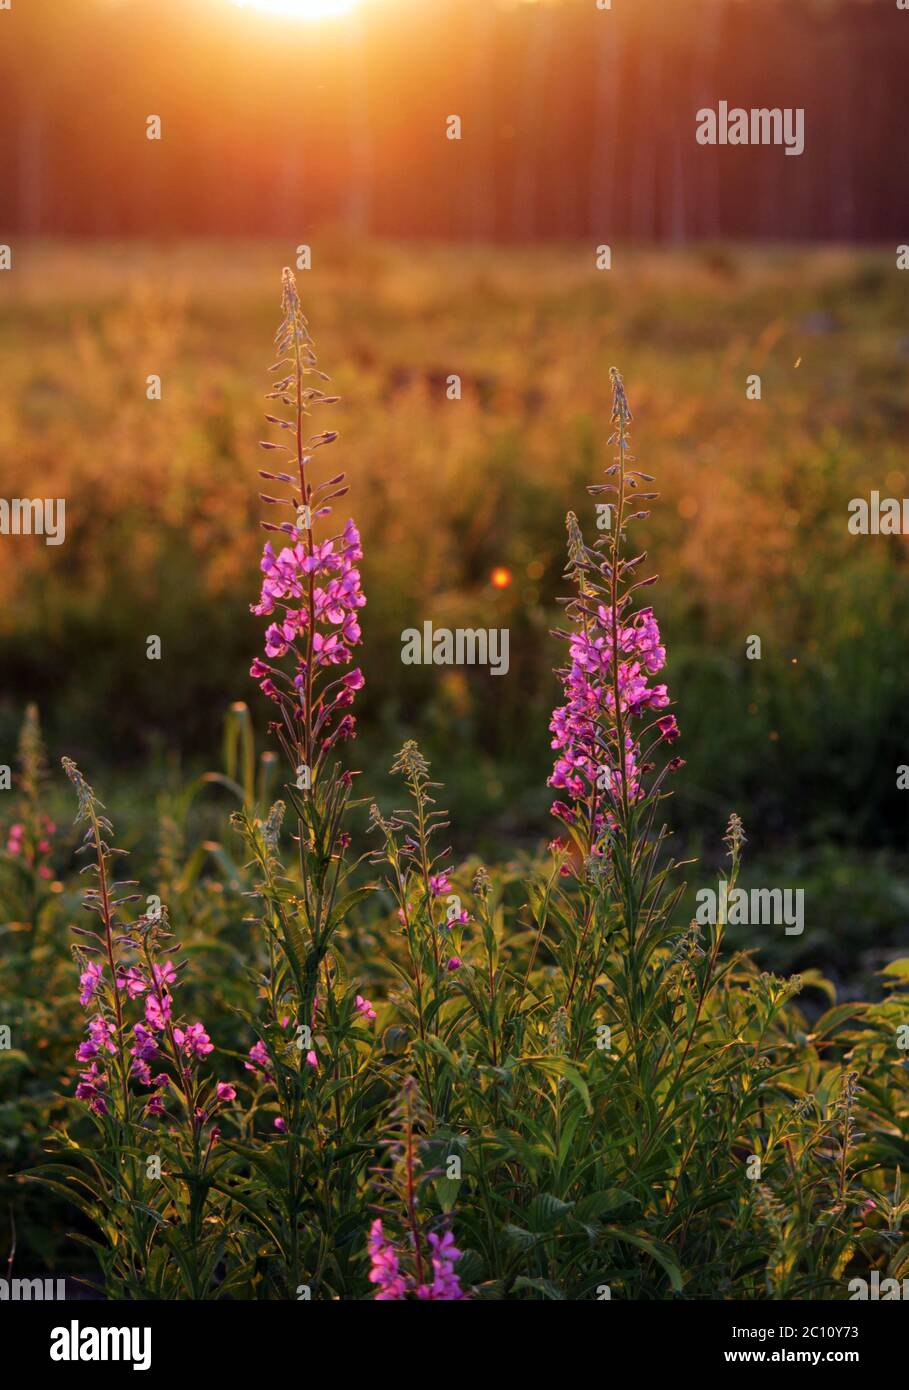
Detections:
[232, 0, 361, 18]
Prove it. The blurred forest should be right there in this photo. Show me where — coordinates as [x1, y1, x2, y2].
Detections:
[0, 0, 907, 242]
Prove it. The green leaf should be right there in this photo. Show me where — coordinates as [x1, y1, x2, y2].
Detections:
[513, 1276, 566, 1300]
[602, 1228, 684, 1292]
[518, 1055, 592, 1114]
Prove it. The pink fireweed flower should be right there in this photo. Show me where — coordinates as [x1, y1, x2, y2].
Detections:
[173, 1022, 214, 1060]
[367, 1220, 408, 1301]
[76, 1015, 117, 1062]
[116, 965, 147, 1000]
[354, 994, 377, 1021]
[216, 1082, 237, 1103]
[367, 1220, 467, 1301]
[251, 532, 365, 705]
[446, 956, 462, 972]
[79, 960, 104, 1008]
[144, 991, 172, 1032]
[75, 1063, 109, 1116]
[300, 539, 337, 574]
[65, 759, 226, 1133]
[246, 1039, 272, 1080]
[422, 1230, 466, 1301]
[6, 814, 56, 876]
[429, 872, 452, 897]
[131, 1022, 158, 1063]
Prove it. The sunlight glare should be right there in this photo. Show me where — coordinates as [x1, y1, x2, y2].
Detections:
[232, 0, 361, 20]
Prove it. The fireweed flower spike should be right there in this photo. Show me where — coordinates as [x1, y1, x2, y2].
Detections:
[545, 370, 687, 1037]
[2, 707, 57, 884]
[63, 760, 231, 1133]
[241, 266, 370, 1048]
[368, 742, 473, 1115]
[251, 267, 365, 790]
[548, 368, 682, 862]
[366, 1079, 468, 1300]
[230, 270, 381, 1298]
[54, 759, 235, 1298]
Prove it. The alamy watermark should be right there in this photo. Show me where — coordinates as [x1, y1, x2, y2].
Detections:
[848, 491, 909, 534]
[401, 621, 509, 676]
[0, 497, 65, 545]
[695, 881, 804, 936]
[848, 1271, 909, 1300]
[0, 1275, 66, 1300]
[696, 102, 804, 157]
[50, 1320, 151, 1371]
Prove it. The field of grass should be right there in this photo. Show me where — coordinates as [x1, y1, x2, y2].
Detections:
[2, 242, 909, 1297]
[2, 241, 907, 961]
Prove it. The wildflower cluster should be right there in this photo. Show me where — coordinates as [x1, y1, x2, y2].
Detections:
[65, 758, 232, 1132]
[368, 1219, 465, 1300]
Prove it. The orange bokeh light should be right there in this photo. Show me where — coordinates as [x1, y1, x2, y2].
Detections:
[490, 567, 512, 590]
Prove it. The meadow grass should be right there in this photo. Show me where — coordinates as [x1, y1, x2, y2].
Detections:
[1, 248, 908, 1297]
[1, 242, 907, 851]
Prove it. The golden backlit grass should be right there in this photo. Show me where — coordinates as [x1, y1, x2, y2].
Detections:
[1, 240, 906, 849]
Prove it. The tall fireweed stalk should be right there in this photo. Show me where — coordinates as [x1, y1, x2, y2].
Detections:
[229, 268, 380, 1297]
[33, 761, 236, 1297]
[367, 1078, 467, 1299]
[365, 745, 476, 1297]
[368, 742, 470, 1109]
[244, 267, 367, 1018]
[549, 368, 681, 853]
[235, 274, 471, 1298]
[547, 368, 684, 1042]
[1, 705, 57, 982]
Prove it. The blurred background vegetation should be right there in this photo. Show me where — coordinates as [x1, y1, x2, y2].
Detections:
[1, 241, 908, 992]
